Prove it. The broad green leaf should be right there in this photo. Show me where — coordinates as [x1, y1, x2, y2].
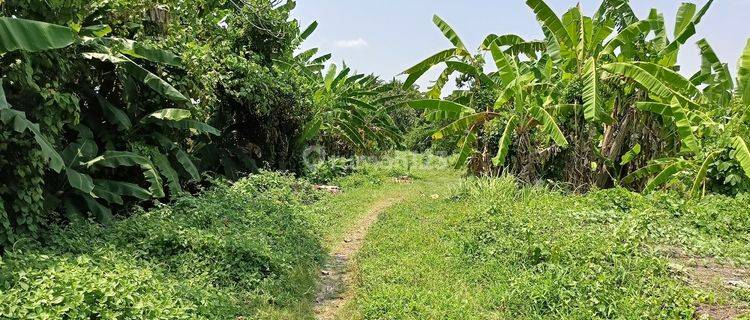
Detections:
[97, 95, 131, 131]
[331, 67, 351, 90]
[93, 179, 151, 201]
[299, 21, 318, 41]
[630, 62, 702, 100]
[111, 38, 182, 67]
[582, 57, 601, 122]
[601, 20, 651, 57]
[82, 196, 112, 224]
[433, 15, 466, 49]
[86, 151, 164, 198]
[0, 100, 64, 172]
[490, 43, 517, 86]
[298, 116, 323, 146]
[161, 119, 220, 136]
[660, 0, 713, 56]
[343, 97, 377, 111]
[338, 121, 365, 148]
[174, 148, 200, 181]
[86, 53, 190, 103]
[644, 160, 686, 193]
[147, 108, 192, 121]
[732, 136, 750, 178]
[311, 53, 332, 64]
[697, 39, 733, 92]
[480, 34, 524, 50]
[690, 150, 722, 198]
[649, 9, 668, 52]
[669, 98, 700, 153]
[591, 19, 615, 53]
[561, 6, 582, 52]
[402, 48, 457, 87]
[92, 182, 124, 205]
[738, 39, 750, 106]
[530, 105, 568, 147]
[80, 25, 111, 37]
[622, 162, 668, 184]
[674, 3, 697, 38]
[324, 64, 337, 90]
[295, 48, 318, 61]
[121, 58, 189, 103]
[505, 41, 546, 60]
[455, 131, 477, 169]
[432, 113, 491, 140]
[620, 144, 642, 165]
[526, 0, 574, 49]
[153, 152, 181, 195]
[407, 99, 475, 114]
[445, 61, 494, 86]
[0, 17, 75, 53]
[0, 80, 7, 110]
[636, 102, 672, 116]
[601, 62, 673, 100]
[66, 169, 94, 194]
[492, 116, 518, 167]
[427, 67, 454, 99]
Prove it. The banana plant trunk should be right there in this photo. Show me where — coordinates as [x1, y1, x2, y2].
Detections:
[596, 108, 635, 188]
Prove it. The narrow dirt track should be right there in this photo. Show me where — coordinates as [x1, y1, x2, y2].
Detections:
[313, 196, 403, 320]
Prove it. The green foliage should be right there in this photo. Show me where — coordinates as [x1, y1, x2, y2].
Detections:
[401, 0, 750, 195]
[0, 171, 325, 319]
[305, 157, 356, 184]
[0, 0, 373, 247]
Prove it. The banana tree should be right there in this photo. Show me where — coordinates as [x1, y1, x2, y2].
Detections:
[625, 39, 750, 197]
[298, 64, 404, 155]
[404, 15, 568, 172]
[524, 0, 715, 187]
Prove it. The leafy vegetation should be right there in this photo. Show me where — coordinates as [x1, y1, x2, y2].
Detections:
[0, 0, 410, 247]
[0, 172, 325, 319]
[403, 0, 750, 195]
[2, 0, 750, 318]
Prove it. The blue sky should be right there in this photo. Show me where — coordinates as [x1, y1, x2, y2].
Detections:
[292, 0, 750, 91]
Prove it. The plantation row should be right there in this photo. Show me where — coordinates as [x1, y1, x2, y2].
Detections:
[0, 0, 417, 248]
[404, 0, 750, 195]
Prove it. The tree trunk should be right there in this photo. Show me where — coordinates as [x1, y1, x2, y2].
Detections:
[595, 109, 635, 188]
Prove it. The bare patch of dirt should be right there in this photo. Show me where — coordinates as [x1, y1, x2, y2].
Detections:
[394, 176, 413, 184]
[696, 305, 750, 320]
[313, 197, 402, 320]
[659, 246, 750, 319]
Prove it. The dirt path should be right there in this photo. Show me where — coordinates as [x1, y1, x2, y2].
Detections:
[313, 196, 403, 320]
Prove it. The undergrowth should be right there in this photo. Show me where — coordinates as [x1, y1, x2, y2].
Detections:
[0, 172, 326, 319]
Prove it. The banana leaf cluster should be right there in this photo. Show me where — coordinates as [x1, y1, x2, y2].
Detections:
[403, 0, 750, 195]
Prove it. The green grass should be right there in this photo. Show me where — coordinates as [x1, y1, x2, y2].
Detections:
[344, 175, 750, 319]
[1, 152, 748, 319]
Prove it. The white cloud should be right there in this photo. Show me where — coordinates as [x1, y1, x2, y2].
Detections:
[334, 38, 368, 48]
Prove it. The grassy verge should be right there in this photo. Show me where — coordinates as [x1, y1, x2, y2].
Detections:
[347, 177, 750, 319]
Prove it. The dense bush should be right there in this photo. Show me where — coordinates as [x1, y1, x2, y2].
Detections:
[0, 171, 325, 319]
[0, 0, 308, 247]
